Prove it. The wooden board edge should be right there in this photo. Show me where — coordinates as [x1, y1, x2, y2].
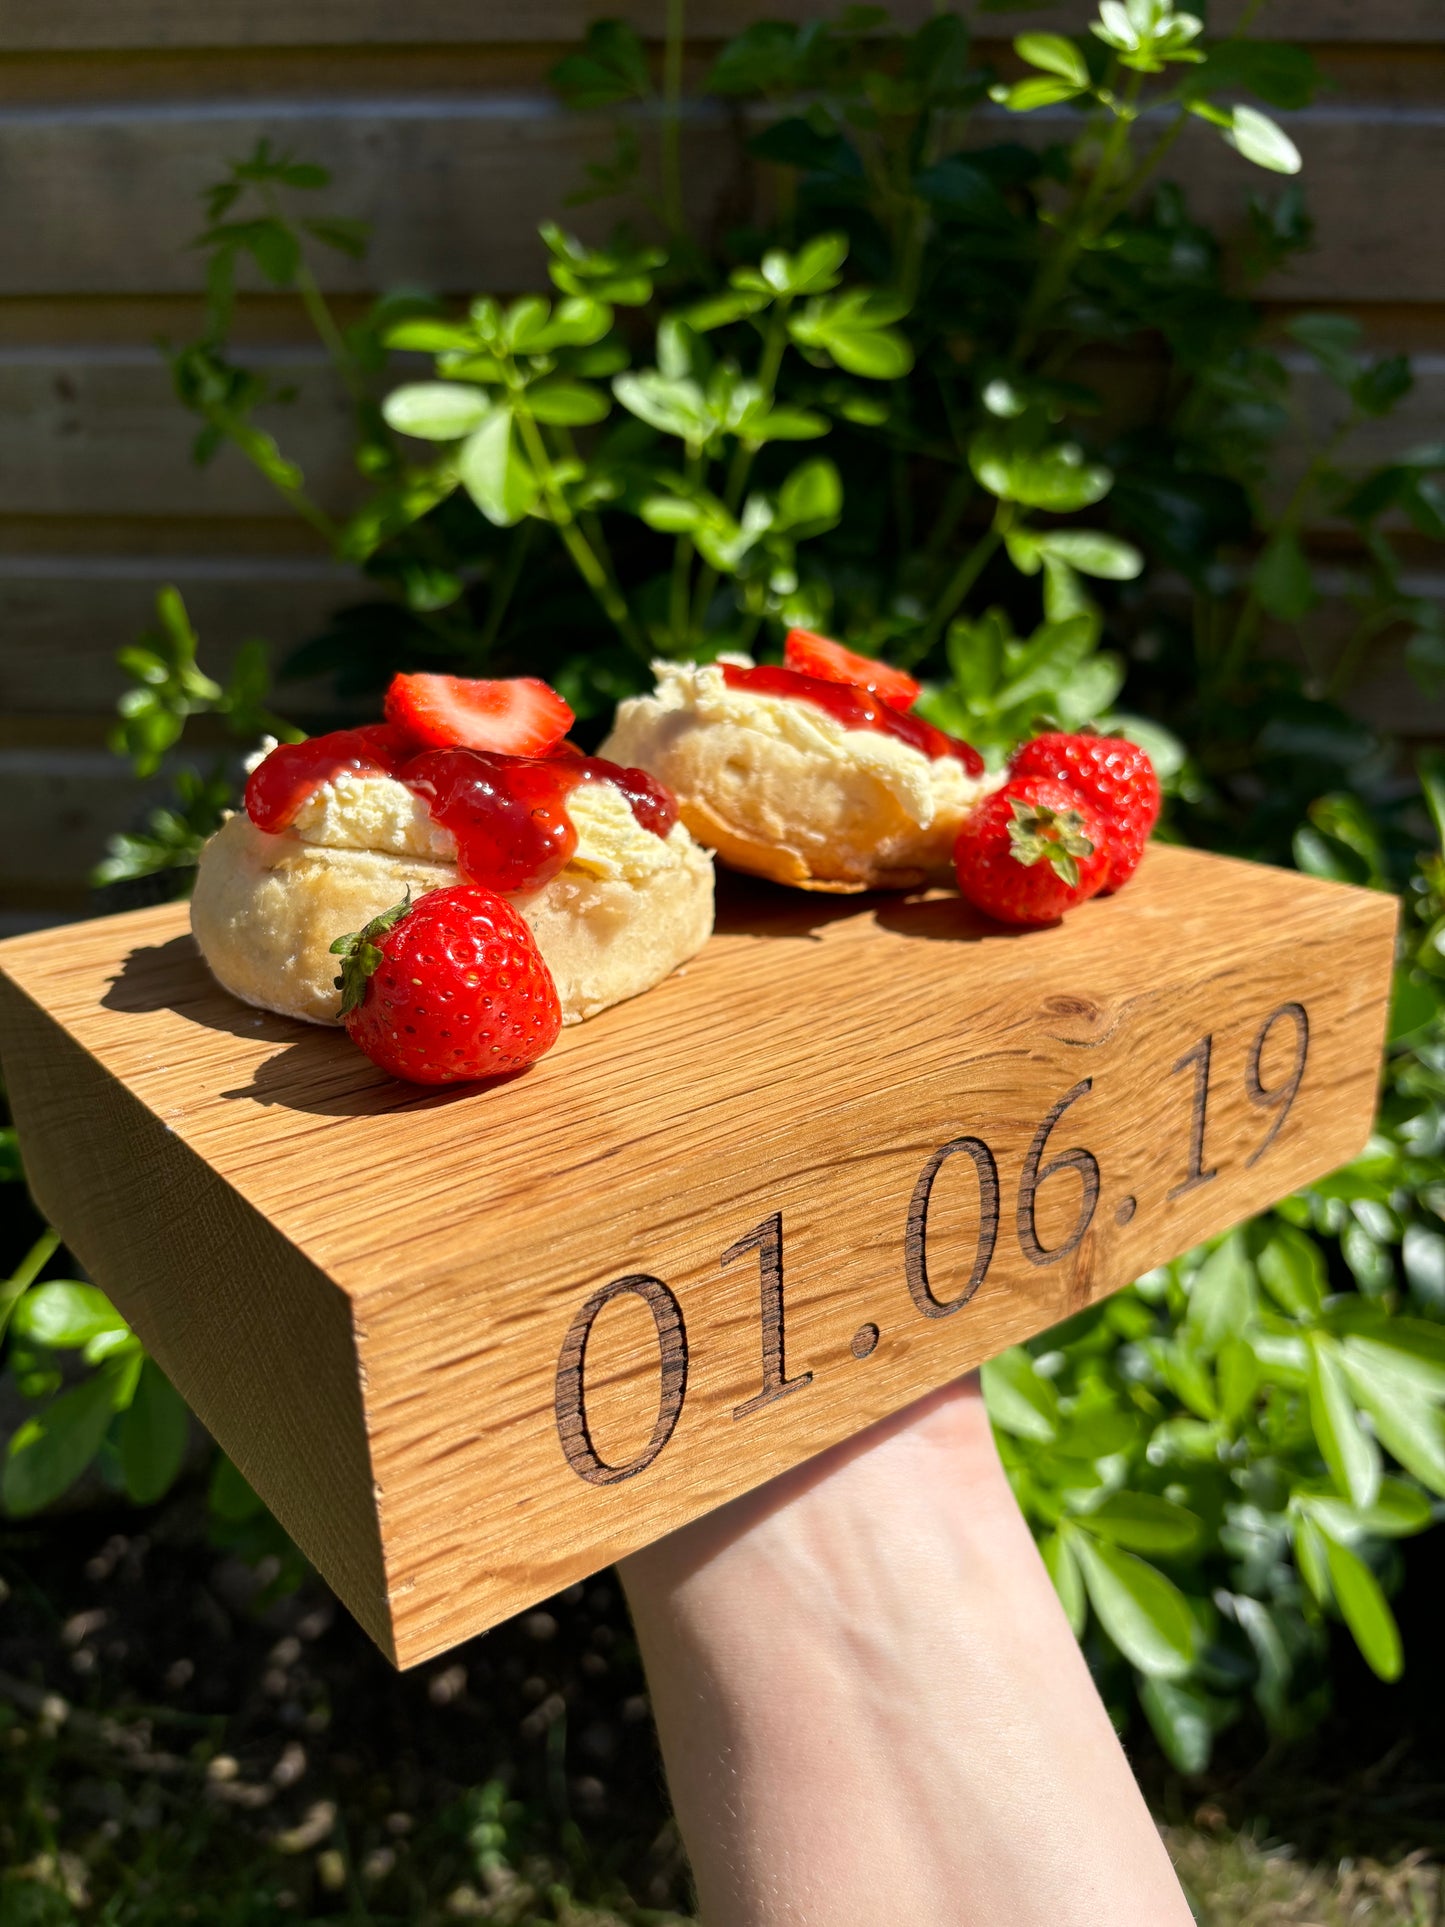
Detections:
[0, 966, 402, 1662]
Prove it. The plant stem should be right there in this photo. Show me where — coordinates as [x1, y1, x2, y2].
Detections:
[690, 301, 792, 639]
[669, 448, 703, 650]
[208, 403, 343, 547]
[909, 506, 1012, 665]
[261, 186, 368, 405]
[1233, 0, 1275, 35]
[1219, 418, 1355, 688]
[724, 302, 791, 519]
[476, 522, 533, 659]
[1092, 106, 1188, 235]
[1014, 72, 1141, 362]
[660, 0, 687, 241]
[513, 407, 650, 658]
[1325, 604, 1396, 702]
[0, 1229, 61, 1342]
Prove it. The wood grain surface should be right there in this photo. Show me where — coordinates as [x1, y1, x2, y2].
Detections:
[3, 103, 1441, 302]
[11, 346, 1440, 522]
[3, 0, 1439, 49]
[3, 1, 1442, 927]
[0, 846, 1397, 1664]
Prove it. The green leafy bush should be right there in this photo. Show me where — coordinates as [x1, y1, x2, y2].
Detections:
[4, 0, 1444, 1769]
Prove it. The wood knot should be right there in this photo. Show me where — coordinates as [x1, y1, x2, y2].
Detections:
[1041, 993, 1119, 1046]
[1044, 994, 1102, 1022]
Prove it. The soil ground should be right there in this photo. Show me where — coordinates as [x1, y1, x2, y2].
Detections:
[1, 1491, 1442, 1926]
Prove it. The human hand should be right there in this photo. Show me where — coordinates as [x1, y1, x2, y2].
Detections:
[621, 1377, 1193, 1926]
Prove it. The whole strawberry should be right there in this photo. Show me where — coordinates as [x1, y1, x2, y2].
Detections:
[953, 777, 1109, 927]
[331, 887, 561, 1086]
[1009, 731, 1160, 892]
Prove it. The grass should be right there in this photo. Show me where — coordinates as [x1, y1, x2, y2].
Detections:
[1169, 1825, 1445, 1926]
[1, 1498, 1442, 1925]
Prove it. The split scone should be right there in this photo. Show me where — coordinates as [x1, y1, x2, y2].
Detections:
[192, 697, 715, 1028]
[600, 632, 995, 892]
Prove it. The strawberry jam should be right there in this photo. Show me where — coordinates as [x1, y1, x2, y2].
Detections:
[721, 663, 984, 774]
[245, 724, 410, 835]
[245, 728, 677, 896]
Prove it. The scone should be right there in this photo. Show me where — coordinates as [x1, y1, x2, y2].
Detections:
[192, 681, 715, 1028]
[601, 631, 994, 892]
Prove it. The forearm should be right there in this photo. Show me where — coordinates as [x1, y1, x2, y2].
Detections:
[621, 1380, 1191, 1927]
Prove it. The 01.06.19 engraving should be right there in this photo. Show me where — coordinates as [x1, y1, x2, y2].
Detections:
[1169, 1002, 1311, 1195]
[554, 1274, 689, 1487]
[553, 999, 1311, 1486]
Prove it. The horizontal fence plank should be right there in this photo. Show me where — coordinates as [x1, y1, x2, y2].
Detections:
[0, 751, 171, 901]
[5, 579, 1438, 912]
[3, 0, 1440, 50]
[0, 554, 355, 714]
[4, 344, 1439, 521]
[1, 99, 1442, 303]
[0, 348, 356, 517]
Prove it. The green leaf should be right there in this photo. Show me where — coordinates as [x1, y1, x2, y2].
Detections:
[1081, 1492, 1201, 1554]
[1156, 1342, 1218, 1421]
[1185, 1236, 1255, 1357]
[1053, 653, 1126, 729]
[822, 325, 912, 379]
[1043, 1529, 1087, 1636]
[502, 296, 553, 354]
[1402, 1222, 1445, 1304]
[1352, 354, 1413, 419]
[1256, 1224, 1325, 1319]
[788, 290, 914, 379]
[550, 19, 651, 108]
[382, 382, 492, 441]
[787, 232, 851, 295]
[981, 1346, 1058, 1441]
[523, 378, 610, 427]
[612, 371, 711, 442]
[12, 1282, 129, 1351]
[1295, 1512, 1332, 1604]
[1031, 530, 1143, 579]
[1188, 39, 1319, 110]
[301, 216, 368, 260]
[382, 317, 480, 354]
[1140, 1677, 1224, 1775]
[706, 20, 800, 96]
[118, 1359, 190, 1505]
[1321, 1532, 1402, 1681]
[1106, 713, 1186, 781]
[680, 289, 772, 331]
[990, 75, 1085, 110]
[1343, 1325, 1445, 1401]
[1217, 1335, 1261, 1426]
[1070, 1531, 1196, 1679]
[1286, 313, 1361, 387]
[1225, 104, 1302, 175]
[1301, 1479, 1433, 1544]
[458, 409, 538, 527]
[1253, 531, 1315, 620]
[970, 430, 1112, 513]
[1294, 824, 1371, 886]
[638, 493, 710, 535]
[1307, 1333, 1381, 1507]
[1335, 1343, 1445, 1483]
[777, 457, 842, 531]
[3, 1365, 131, 1517]
[1015, 33, 1090, 87]
[740, 404, 829, 444]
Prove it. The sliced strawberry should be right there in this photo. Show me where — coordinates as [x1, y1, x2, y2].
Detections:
[783, 628, 921, 712]
[384, 673, 574, 757]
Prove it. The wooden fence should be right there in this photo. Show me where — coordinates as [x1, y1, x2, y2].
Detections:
[2, 1, 1443, 923]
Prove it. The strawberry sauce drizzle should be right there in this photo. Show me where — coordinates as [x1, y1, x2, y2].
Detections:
[244, 725, 677, 895]
[720, 663, 984, 773]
